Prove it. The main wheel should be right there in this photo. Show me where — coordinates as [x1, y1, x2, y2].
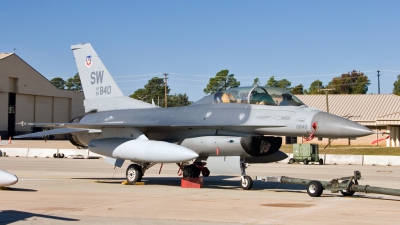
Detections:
[182, 167, 193, 178]
[303, 158, 309, 165]
[307, 180, 324, 197]
[126, 164, 143, 185]
[183, 165, 201, 178]
[340, 181, 355, 196]
[202, 167, 210, 177]
[190, 165, 201, 177]
[241, 176, 253, 190]
[288, 158, 295, 164]
[319, 158, 324, 165]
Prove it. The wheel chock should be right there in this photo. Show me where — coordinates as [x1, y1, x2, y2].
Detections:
[181, 178, 203, 188]
[121, 181, 145, 185]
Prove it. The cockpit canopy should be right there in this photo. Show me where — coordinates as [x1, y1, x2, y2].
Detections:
[194, 86, 305, 106]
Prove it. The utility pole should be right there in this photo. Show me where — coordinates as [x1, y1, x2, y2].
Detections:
[321, 88, 333, 146]
[377, 70, 381, 94]
[320, 88, 333, 113]
[163, 73, 168, 108]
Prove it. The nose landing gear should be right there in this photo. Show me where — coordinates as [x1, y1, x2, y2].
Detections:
[240, 157, 253, 190]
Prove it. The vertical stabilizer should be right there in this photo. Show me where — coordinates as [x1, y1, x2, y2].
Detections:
[71, 43, 155, 112]
[71, 43, 123, 99]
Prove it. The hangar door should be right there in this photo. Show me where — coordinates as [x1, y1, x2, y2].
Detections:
[8, 93, 16, 138]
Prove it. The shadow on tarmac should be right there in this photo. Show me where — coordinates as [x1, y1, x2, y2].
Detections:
[0, 210, 79, 224]
[1, 187, 37, 192]
[71, 176, 400, 201]
[71, 175, 306, 191]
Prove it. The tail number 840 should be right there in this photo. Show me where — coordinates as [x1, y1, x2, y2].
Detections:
[96, 86, 112, 96]
[296, 125, 307, 129]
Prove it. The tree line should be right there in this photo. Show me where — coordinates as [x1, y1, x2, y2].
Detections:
[50, 73, 82, 90]
[201, 69, 375, 95]
[51, 70, 400, 108]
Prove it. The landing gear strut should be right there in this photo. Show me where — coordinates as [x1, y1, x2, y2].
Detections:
[181, 162, 210, 178]
[240, 157, 253, 190]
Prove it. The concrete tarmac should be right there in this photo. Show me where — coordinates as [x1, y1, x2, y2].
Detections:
[1, 157, 400, 225]
[0, 140, 77, 149]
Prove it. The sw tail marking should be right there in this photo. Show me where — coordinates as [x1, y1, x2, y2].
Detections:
[91, 71, 104, 84]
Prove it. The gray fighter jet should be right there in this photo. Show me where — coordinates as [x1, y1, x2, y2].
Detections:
[15, 43, 373, 189]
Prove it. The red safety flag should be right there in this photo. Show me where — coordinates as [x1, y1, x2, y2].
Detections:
[372, 135, 390, 145]
[216, 147, 220, 155]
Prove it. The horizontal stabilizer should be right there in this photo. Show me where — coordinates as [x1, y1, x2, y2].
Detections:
[14, 128, 89, 139]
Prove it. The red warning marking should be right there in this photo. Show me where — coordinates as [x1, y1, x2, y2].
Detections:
[216, 147, 220, 155]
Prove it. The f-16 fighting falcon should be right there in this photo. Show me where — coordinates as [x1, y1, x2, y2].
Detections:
[15, 43, 373, 189]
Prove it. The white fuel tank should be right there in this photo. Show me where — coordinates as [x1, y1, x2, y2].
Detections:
[89, 138, 198, 163]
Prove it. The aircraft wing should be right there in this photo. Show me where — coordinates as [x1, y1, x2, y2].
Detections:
[14, 122, 286, 139]
[20, 122, 287, 129]
[14, 128, 90, 139]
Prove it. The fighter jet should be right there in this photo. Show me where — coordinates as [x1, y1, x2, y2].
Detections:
[15, 43, 373, 189]
[0, 170, 18, 187]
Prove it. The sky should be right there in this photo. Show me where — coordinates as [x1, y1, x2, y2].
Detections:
[2, 1, 400, 101]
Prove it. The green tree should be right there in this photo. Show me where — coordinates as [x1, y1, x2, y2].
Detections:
[328, 70, 370, 94]
[266, 76, 278, 87]
[252, 77, 260, 86]
[130, 77, 170, 106]
[265, 76, 291, 90]
[50, 77, 66, 89]
[291, 84, 304, 94]
[304, 80, 324, 94]
[277, 79, 291, 90]
[130, 88, 149, 102]
[203, 70, 240, 94]
[393, 75, 400, 95]
[168, 93, 191, 107]
[65, 73, 82, 91]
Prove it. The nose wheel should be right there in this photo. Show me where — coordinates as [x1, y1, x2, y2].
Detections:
[241, 175, 253, 190]
[240, 157, 253, 190]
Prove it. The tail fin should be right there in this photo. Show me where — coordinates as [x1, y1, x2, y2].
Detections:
[71, 43, 155, 112]
[71, 43, 123, 99]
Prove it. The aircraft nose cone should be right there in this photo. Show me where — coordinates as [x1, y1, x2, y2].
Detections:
[312, 112, 373, 138]
[0, 170, 18, 187]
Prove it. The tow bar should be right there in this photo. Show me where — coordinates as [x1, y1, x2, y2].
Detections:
[254, 171, 400, 197]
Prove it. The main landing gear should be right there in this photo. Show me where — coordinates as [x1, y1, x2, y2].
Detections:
[240, 157, 253, 190]
[181, 162, 210, 178]
[126, 163, 156, 185]
[126, 159, 254, 190]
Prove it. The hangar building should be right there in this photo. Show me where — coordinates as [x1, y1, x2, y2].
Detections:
[0, 53, 85, 138]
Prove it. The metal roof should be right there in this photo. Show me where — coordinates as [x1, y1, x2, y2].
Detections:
[0, 53, 12, 60]
[296, 94, 400, 125]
